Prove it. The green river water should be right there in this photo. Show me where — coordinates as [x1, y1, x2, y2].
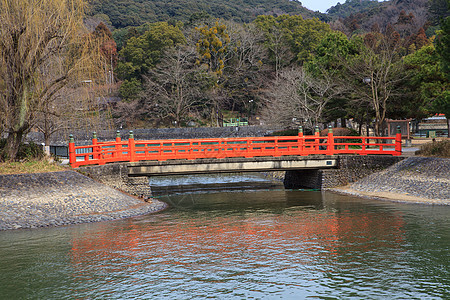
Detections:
[0, 174, 449, 299]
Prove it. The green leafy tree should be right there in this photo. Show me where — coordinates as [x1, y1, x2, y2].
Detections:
[278, 15, 332, 64]
[306, 31, 360, 127]
[195, 21, 231, 76]
[116, 22, 186, 100]
[435, 14, 450, 136]
[404, 44, 449, 119]
[253, 15, 293, 78]
[88, 0, 319, 29]
[309, 29, 407, 136]
[436, 15, 450, 79]
[254, 15, 332, 68]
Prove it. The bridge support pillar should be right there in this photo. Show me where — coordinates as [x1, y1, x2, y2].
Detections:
[284, 170, 322, 190]
[284, 156, 405, 190]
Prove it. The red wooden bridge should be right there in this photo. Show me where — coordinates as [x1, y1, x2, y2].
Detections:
[68, 127, 402, 168]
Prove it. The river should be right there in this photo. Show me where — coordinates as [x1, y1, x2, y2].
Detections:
[0, 173, 449, 299]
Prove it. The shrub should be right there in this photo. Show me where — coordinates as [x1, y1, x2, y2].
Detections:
[319, 127, 358, 136]
[415, 140, 450, 158]
[0, 139, 45, 162]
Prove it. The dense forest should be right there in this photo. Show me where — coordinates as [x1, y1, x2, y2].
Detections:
[87, 0, 323, 28]
[2, 0, 449, 161]
[82, 0, 448, 137]
[326, 0, 448, 38]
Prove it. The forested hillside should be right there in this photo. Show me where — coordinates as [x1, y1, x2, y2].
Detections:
[327, 0, 448, 37]
[80, 0, 449, 137]
[88, 0, 323, 28]
[5, 0, 448, 159]
[92, 0, 447, 135]
[327, 0, 383, 19]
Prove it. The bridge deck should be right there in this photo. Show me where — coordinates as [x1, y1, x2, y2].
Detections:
[127, 155, 337, 176]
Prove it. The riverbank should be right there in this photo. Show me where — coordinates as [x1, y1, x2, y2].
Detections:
[0, 170, 167, 230]
[328, 157, 450, 205]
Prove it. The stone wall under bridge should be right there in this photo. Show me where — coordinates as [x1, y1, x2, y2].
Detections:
[78, 163, 153, 199]
[78, 155, 404, 197]
[284, 155, 404, 190]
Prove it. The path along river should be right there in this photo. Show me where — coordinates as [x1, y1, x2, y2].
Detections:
[1, 173, 449, 299]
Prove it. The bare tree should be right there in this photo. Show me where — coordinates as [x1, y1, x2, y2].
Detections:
[140, 45, 206, 126]
[346, 33, 406, 136]
[0, 0, 103, 160]
[226, 22, 266, 73]
[263, 67, 344, 130]
[34, 83, 113, 145]
[222, 22, 268, 115]
[264, 25, 293, 79]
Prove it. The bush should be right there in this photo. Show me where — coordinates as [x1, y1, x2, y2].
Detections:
[0, 139, 45, 162]
[319, 127, 358, 136]
[415, 140, 450, 158]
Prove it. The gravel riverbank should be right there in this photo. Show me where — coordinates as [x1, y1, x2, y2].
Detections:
[0, 171, 167, 230]
[328, 157, 450, 205]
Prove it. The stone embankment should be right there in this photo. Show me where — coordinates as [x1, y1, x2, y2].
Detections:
[0, 171, 167, 230]
[329, 157, 450, 205]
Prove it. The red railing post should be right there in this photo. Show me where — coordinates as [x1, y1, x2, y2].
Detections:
[92, 132, 103, 164]
[298, 126, 305, 155]
[92, 132, 98, 161]
[314, 126, 320, 152]
[298, 125, 303, 137]
[68, 134, 76, 167]
[114, 130, 121, 159]
[246, 138, 250, 157]
[129, 131, 136, 162]
[395, 125, 402, 156]
[272, 137, 277, 156]
[361, 137, 367, 155]
[327, 125, 334, 155]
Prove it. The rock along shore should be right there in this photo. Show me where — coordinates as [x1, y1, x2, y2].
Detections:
[328, 157, 450, 205]
[0, 170, 168, 230]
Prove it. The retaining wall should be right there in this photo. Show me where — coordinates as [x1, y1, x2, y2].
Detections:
[79, 163, 152, 198]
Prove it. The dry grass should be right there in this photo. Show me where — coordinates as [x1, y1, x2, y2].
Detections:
[415, 139, 450, 158]
[0, 159, 68, 175]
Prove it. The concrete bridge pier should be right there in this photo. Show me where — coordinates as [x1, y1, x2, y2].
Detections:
[283, 156, 405, 190]
[284, 170, 322, 190]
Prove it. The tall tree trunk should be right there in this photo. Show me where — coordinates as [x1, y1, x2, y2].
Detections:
[5, 131, 24, 161]
[447, 118, 450, 138]
[5, 86, 30, 161]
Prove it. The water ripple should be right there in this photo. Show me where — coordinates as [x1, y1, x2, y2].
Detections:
[1, 189, 449, 299]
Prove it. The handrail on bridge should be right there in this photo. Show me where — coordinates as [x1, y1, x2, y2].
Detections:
[68, 126, 402, 168]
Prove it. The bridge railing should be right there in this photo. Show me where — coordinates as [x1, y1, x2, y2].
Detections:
[68, 126, 402, 168]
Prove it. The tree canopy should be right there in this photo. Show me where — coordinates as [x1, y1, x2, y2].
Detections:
[0, 0, 104, 160]
[88, 0, 322, 29]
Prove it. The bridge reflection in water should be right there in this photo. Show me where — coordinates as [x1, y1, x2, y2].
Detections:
[69, 189, 408, 298]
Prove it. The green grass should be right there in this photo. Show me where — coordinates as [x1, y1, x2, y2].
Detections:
[0, 159, 68, 175]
